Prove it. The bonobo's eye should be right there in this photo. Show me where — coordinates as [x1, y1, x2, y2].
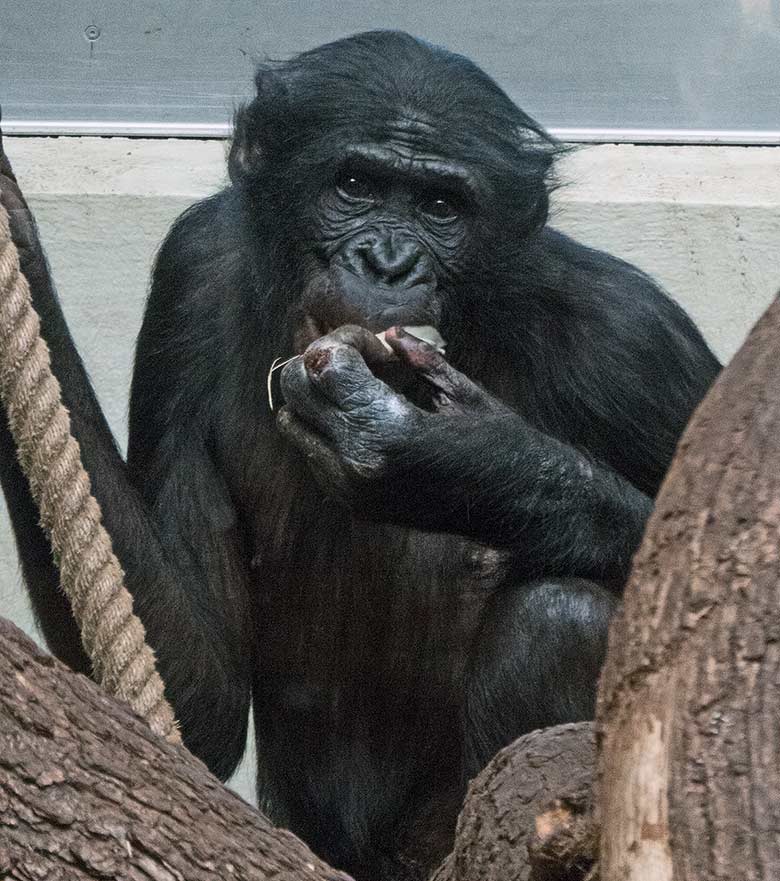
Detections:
[336, 170, 375, 202]
[419, 193, 461, 222]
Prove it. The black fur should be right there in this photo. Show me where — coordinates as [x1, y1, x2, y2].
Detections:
[0, 31, 720, 881]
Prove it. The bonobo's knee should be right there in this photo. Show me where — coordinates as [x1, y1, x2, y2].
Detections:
[464, 578, 619, 773]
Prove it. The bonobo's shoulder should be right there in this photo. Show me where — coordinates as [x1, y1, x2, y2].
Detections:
[531, 226, 710, 328]
[532, 226, 665, 299]
[157, 187, 240, 262]
[512, 226, 720, 367]
[150, 186, 246, 308]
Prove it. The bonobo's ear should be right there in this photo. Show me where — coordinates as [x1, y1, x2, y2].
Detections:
[525, 165, 553, 232]
[228, 103, 263, 182]
[228, 66, 289, 183]
[514, 128, 569, 233]
[524, 185, 550, 234]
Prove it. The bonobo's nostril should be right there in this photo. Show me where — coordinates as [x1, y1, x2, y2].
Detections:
[357, 235, 423, 285]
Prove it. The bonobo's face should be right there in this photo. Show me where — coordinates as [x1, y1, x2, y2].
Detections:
[293, 136, 478, 353]
[229, 32, 560, 353]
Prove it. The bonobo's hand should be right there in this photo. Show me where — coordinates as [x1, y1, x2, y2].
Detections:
[0, 107, 18, 184]
[0, 107, 54, 308]
[277, 324, 515, 523]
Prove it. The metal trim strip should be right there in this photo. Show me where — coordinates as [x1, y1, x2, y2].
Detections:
[3, 119, 780, 146]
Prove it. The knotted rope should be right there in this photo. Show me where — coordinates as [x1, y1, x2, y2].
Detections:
[0, 200, 180, 743]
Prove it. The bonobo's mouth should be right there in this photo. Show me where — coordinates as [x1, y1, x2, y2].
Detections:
[293, 315, 446, 356]
[292, 264, 441, 355]
[292, 314, 444, 356]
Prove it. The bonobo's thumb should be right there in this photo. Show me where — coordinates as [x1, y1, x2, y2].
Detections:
[385, 326, 496, 413]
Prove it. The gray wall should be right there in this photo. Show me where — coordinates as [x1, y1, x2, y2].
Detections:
[3, 0, 780, 141]
[1, 137, 779, 802]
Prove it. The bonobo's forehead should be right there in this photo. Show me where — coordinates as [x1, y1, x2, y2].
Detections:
[383, 113, 440, 148]
[343, 143, 480, 198]
[311, 98, 519, 179]
[335, 109, 477, 158]
[349, 111, 479, 172]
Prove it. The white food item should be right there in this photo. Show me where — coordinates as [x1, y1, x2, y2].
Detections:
[375, 325, 446, 354]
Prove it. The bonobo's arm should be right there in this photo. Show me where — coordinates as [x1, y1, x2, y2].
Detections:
[0, 121, 251, 779]
[279, 324, 661, 583]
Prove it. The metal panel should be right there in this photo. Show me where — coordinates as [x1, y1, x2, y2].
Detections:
[1, 0, 779, 143]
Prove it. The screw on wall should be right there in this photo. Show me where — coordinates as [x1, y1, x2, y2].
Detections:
[84, 25, 101, 59]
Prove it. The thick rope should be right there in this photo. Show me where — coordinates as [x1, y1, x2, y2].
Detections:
[0, 201, 180, 744]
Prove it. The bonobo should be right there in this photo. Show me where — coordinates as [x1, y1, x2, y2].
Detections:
[0, 30, 720, 881]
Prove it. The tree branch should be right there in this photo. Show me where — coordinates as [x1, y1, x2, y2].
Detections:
[0, 617, 352, 881]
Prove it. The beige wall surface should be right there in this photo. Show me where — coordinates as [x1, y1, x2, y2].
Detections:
[1, 137, 779, 800]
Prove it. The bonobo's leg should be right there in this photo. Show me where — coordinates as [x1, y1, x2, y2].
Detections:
[463, 577, 619, 776]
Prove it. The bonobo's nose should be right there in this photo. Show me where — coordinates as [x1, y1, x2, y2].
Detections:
[352, 234, 427, 287]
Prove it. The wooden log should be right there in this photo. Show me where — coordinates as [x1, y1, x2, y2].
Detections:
[598, 295, 780, 880]
[0, 616, 352, 881]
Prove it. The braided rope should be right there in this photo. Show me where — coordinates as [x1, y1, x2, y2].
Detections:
[0, 200, 180, 744]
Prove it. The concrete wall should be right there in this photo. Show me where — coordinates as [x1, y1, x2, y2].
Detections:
[1, 137, 779, 800]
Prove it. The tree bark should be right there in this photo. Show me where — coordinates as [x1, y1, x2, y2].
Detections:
[597, 294, 780, 880]
[0, 613, 599, 881]
[431, 722, 597, 881]
[0, 617, 352, 881]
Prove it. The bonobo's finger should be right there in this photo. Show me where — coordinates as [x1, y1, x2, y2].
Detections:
[384, 326, 493, 411]
[300, 333, 397, 411]
[276, 407, 349, 495]
[279, 355, 357, 442]
[277, 408, 360, 504]
[0, 105, 18, 182]
[279, 354, 328, 418]
[310, 324, 394, 372]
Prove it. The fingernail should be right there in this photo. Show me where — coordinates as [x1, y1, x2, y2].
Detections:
[304, 347, 331, 376]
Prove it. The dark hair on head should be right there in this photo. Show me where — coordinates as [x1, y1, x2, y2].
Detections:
[231, 30, 565, 182]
